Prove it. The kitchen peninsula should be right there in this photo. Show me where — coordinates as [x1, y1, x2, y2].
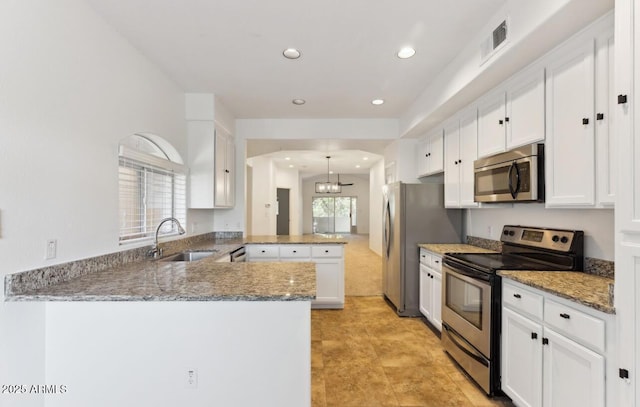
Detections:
[3, 234, 344, 407]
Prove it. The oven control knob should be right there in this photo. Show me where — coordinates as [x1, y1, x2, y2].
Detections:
[503, 230, 509, 236]
[508, 230, 515, 236]
[560, 236, 569, 244]
[552, 235, 560, 242]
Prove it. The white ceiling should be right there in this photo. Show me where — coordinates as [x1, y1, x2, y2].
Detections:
[86, 0, 505, 119]
[86, 0, 505, 176]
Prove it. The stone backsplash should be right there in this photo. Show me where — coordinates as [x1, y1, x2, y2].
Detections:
[4, 232, 227, 297]
[466, 236, 503, 252]
[584, 257, 615, 279]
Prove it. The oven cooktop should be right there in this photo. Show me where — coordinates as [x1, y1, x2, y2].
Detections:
[444, 252, 565, 274]
[445, 225, 585, 274]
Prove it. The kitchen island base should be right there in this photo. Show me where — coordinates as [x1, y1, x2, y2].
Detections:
[43, 301, 310, 407]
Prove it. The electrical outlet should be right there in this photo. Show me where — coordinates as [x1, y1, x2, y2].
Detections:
[185, 368, 198, 389]
[45, 239, 57, 260]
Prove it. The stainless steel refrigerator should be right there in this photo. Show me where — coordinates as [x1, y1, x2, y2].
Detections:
[382, 182, 462, 316]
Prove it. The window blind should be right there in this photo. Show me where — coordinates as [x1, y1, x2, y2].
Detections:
[118, 145, 187, 243]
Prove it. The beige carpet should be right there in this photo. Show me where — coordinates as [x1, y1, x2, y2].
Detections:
[343, 234, 383, 296]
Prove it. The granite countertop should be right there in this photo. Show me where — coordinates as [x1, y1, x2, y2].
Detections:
[418, 243, 498, 255]
[7, 257, 316, 302]
[499, 271, 614, 314]
[5, 234, 353, 302]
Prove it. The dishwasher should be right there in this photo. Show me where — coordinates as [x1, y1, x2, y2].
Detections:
[230, 246, 246, 262]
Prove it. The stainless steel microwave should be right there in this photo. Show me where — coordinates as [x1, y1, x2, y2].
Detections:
[474, 144, 544, 203]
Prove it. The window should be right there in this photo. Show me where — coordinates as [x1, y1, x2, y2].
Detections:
[118, 136, 186, 243]
[312, 196, 356, 234]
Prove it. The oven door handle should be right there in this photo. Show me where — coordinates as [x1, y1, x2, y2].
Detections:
[508, 161, 520, 199]
[443, 261, 491, 282]
[444, 325, 489, 367]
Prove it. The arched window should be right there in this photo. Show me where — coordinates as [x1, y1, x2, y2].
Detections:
[118, 134, 186, 243]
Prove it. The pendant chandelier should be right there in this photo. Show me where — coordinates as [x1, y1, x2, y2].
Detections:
[315, 156, 341, 193]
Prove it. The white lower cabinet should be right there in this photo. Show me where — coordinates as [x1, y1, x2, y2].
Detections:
[418, 248, 443, 331]
[502, 279, 612, 407]
[246, 244, 344, 309]
[542, 327, 605, 407]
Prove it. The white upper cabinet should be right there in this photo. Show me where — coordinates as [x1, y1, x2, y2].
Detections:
[214, 126, 235, 208]
[188, 122, 236, 208]
[186, 94, 236, 209]
[506, 65, 546, 149]
[417, 129, 444, 177]
[545, 39, 596, 207]
[595, 28, 615, 207]
[477, 89, 507, 158]
[444, 107, 479, 208]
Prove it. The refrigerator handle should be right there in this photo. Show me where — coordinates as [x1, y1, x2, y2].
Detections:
[384, 201, 391, 258]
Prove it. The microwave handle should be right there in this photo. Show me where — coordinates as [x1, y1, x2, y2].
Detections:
[508, 161, 521, 199]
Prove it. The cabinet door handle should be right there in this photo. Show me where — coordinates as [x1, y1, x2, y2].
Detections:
[542, 338, 549, 345]
[225, 169, 230, 173]
[513, 293, 522, 299]
[582, 118, 589, 125]
[427, 273, 431, 277]
[325, 250, 329, 253]
[293, 250, 297, 253]
[430, 275, 434, 279]
[531, 332, 538, 340]
[434, 260, 440, 264]
[618, 94, 628, 104]
[261, 250, 266, 253]
[596, 113, 604, 120]
[505, 117, 510, 123]
[454, 160, 459, 165]
[498, 119, 504, 125]
[560, 313, 571, 319]
[425, 153, 429, 157]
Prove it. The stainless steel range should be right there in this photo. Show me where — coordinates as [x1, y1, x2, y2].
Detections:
[441, 225, 584, 395]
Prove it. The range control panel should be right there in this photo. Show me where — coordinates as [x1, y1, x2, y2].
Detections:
[500, 225, 583, 253]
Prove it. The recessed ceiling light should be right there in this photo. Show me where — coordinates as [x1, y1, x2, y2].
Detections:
[372, 99, 384, 105]
[285, 157, 291, 160]
[292, 99, 306, 105]
[283, 48, 301, 59]
[397, 47, 416, 59]
[329, 170, 334, 174]
[363, 157, 369, 161]
[288, 164, 294, 168]
[355, 165, 361, 168]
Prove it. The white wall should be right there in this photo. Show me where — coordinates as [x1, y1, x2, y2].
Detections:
[369, 160, 385, 255]
[302, 174, 370, 235]
[466, 206, 614, 260]
[247, 156, 276, 235]
[0, 1, 204, 405]
[383, 139, 420, 183]
[276, 166, 303, 235]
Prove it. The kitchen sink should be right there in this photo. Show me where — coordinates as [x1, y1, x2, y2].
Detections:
[160, 250, 218, 262]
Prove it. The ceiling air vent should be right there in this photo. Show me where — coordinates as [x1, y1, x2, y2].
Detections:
[481, 19, 508, 65]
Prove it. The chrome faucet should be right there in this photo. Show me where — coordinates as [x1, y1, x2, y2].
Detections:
[148, 217, 186, 259]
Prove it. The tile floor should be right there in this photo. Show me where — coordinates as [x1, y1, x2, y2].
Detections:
[311, 296, 516, 407]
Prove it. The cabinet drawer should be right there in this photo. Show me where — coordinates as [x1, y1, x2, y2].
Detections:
[247, 245, 279, 259]
[430, 255, 443, 272]
[503, 283, 543, 320]
[279, 245, 311, 258]
[544, 299, 605, 353]
[419, 249, 431, 267]
[311, 245, 343, 258]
